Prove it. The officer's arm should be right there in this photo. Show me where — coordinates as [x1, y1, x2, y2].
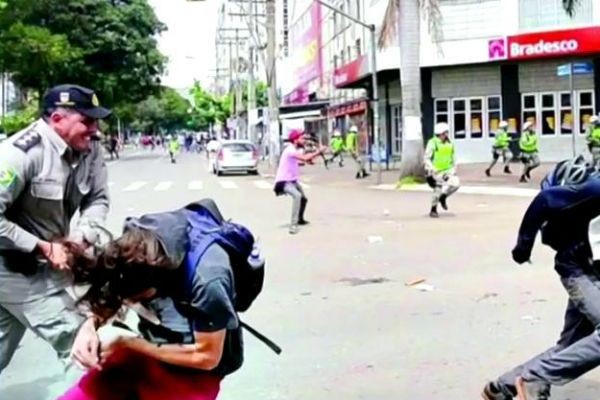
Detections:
[0, 148, 39, 252]
[74, 142, 109, 243]
[423, 140, 434, 172]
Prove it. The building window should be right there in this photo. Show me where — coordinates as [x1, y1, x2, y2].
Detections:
[487, 96, 502, 137]
[541, 92, 556, 135]
[559, 92, 573, 135]
[452, 99, 467, 139]
[522, 93, 537, 134]
[470, 98, 484, 138]
[580, 91, 595, 134]
[355, 38, 361, 56]
[519, 0, 592, 31]
[435, 99, 449, 124]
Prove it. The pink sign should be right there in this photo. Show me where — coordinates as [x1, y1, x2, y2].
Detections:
[290, 3, 322, 93]
[488, 38, 507, 60]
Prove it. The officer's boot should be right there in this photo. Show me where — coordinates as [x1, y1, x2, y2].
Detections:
[362, 169, 370, 178]
[519, 174, 527, 183]
[439, 194, 448, 210]
[485, 168, 491, 177]
[504, 165, 511, 174]
[481, 382, 513, 400]
[430, 206, 439, 218]
[515, 377, 550, 400]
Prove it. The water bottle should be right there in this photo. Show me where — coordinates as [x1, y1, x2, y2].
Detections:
[247, 243, 265, 270]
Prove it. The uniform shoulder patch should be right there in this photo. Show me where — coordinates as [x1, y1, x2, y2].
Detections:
[13, 130, 41, 153]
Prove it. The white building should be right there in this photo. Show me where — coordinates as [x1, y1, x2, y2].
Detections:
[283, 0, 600, 163]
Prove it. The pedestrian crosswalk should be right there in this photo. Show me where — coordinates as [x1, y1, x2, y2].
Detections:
[109, 179, 312, 193]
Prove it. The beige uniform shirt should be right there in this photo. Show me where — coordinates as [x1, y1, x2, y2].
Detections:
[0, 119, 109, 302]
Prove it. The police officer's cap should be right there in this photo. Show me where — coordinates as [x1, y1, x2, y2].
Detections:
[42, 84, 112, 119]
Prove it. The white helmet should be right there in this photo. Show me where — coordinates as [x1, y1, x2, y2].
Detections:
[499, 121, 509, 129]
[523, 121, 534, 131]
[349, 125, 358, 132]
[333, 130, 341, 137]
[590, 115, 599, 124]
[434, 122, 449, 135]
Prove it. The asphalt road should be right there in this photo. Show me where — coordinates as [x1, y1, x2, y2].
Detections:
[1, 149, 599, 400]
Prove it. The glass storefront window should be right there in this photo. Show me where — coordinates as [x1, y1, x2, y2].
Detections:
[487, 96, 502, 137]
[580, 91, 595, 134]
[541, 93, 556, 135]
[452, 99, 466, 139]
[470, 98, 483, 139]
[560, 92, 573, 135]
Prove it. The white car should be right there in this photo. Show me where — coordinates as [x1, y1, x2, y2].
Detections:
[213, 140, 260, 176]
[0, 133, 7, 143]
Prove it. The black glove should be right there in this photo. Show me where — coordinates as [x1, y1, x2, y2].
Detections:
[426, 176, 437, 188]
[512, 245, 532, 264]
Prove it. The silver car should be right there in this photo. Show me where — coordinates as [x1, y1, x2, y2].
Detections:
[213, 140, 259, 176]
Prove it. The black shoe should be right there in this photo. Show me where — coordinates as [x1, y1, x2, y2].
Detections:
[439, 194, 448, 210]
[339, 162, 343, 167]
[324, 160, 329, 169]
[519, 175, 527, 183]
[504, 166, 511, 174]
[298, 220, 310, 226]
[481, 382, 513, 400]
[362, 171, 370, 178]
[526, 171, 531, 179]
[430, 207, 439, 218]
[485, 168, 491, 177]
[356, 172, 361, 179]
[289, 225, 299, 235]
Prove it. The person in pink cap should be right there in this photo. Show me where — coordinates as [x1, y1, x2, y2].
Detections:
[273, 129, 326, 234]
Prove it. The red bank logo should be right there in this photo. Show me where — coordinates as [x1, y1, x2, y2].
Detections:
[510, 39, 579, 58]
[488, 38, 507, 60]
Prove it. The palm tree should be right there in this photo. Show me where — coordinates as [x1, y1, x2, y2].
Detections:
[379, 0, 580, 179]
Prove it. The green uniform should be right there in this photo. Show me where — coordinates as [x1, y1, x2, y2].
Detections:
[519, 131, 538, 154]
[587, 125, 600, 165]
[345, 132, 358, 154]
[487, 128, 513, 174]
[427, 136, 455, 173]
[424, 136, 459, 210]
[331, 137, 344, 153]
[494, 129, 510, 150]
[519, 130, 540, 180]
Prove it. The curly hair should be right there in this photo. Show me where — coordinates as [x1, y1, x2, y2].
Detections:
[70, 228, 178, 322]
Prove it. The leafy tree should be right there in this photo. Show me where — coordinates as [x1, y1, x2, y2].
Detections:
[0, 0, 166, 105]
[0, 95, 38, 135]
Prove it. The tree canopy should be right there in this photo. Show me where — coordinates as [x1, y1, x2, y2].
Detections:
[0, 0, 166, 106]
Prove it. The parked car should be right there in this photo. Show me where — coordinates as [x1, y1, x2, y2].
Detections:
[213, 140, 259, 176]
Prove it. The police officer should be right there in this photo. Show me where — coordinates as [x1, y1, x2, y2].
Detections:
[346, 125, 369, 179]
[519, 121, 540, 183]
[424, 122, 460, 218]
[325, 130, 345, 167]
[586, 115, 600, 165]
[0, 85, 111, 384]
[485, 120, 512, 177]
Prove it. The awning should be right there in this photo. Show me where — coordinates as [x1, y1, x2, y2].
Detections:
[279, 109, 323, 120]
[279, 100, 329, 120]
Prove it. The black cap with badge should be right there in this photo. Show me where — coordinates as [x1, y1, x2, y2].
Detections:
[42, 84, 112, 119]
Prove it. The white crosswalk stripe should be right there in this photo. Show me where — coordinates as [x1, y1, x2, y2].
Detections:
[219, 180, 239, 189]
[253, 180, 272, 189]
[154, 181, 172, 191]
[122, 181, 147, 192]
[188, 181, 204, 190]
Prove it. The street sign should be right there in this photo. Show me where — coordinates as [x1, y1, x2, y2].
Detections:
[557, 62, 593, 76]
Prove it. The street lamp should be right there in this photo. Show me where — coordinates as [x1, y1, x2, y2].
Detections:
[314, 0, 382, 184]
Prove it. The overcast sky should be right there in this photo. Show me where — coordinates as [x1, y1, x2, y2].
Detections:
[149, 0, 219, 91]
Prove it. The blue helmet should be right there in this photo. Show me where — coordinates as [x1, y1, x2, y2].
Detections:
[540, 155, 594, 190]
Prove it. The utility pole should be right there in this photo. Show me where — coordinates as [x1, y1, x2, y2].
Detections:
[247, 0, 256, 143]
[235, 28, 243, 140]
[265, 0, 279, 166]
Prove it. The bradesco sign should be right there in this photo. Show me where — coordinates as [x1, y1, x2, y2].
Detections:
[489, 27, 600, 61]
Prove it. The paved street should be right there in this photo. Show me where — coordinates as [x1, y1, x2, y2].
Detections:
[2, 149, 600, 399]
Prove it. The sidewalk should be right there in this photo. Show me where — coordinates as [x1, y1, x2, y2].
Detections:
[259, 160, 553, 197]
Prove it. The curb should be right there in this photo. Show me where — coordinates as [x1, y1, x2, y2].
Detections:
[370, 183, 538, 198]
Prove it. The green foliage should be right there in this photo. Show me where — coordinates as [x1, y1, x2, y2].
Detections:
[0, 96, 38, 135]
[396, 175, 426, 188]
[0, 0, 166, 105]
[188, 82, 236, 130]
[126, 87, 192, 134]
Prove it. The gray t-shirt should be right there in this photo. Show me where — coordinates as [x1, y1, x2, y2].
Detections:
[140, 243, 243, 376]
